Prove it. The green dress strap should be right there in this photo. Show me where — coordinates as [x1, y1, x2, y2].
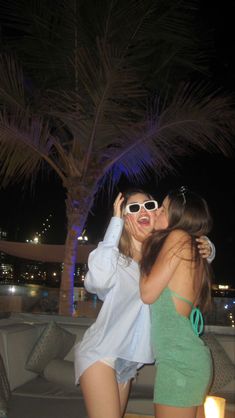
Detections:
[169, 289, 194, 307]
[169, 289, 204, 336]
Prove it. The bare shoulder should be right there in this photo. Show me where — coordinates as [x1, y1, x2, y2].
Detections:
[166, 229, 190, 244]
[164, 229, 191, 255]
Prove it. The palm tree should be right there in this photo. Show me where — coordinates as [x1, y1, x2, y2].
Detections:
[0, 1, 234, 315]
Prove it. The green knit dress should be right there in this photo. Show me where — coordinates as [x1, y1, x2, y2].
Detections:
[151, 287, 212, 407]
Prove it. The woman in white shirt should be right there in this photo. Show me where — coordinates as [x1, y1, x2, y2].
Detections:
[74, 189, 214, 418]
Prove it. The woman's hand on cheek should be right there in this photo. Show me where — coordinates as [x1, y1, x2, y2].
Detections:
[125, 215, 150, 242]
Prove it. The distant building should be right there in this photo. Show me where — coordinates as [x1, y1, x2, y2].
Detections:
[0, 226, 89, 287]
[0, 228, 7, 241]
[212, 283, 235, 297]
[0, 228, 14, 282]
[74, 263, 88, 286]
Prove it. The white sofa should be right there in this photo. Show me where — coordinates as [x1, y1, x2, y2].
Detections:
[0, 313, 234, 418]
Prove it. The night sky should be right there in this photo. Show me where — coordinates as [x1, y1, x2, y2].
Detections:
[0, 1, 234, 286]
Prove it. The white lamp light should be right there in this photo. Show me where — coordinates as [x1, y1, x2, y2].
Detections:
[204, 396, 226, 418]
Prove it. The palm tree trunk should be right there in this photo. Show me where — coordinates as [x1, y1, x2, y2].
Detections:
[59, 183, 94, 315]
[59, 222, 81, 315]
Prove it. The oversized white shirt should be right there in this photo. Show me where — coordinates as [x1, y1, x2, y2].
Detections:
[74, 216, 154, 383]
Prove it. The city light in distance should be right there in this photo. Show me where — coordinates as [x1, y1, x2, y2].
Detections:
[26, 214, 53, 243]
[78, 235, 88, 241]
[78, 229, 88, 242]
[219, 285, 229, 290]
[9, 286, 16, 293]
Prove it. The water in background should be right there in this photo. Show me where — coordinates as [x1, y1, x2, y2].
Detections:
[0, 284, 234, 326]
[0, 284, 101, 317]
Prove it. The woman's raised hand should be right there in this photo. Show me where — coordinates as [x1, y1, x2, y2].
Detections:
[113, 192, 125, 218]
[125, 215, 151, 243]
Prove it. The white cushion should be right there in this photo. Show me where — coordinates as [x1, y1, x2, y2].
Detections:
[0, 324, 42, 390]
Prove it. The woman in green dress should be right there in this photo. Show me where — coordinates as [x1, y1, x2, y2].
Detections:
[138, 187, 213, 418]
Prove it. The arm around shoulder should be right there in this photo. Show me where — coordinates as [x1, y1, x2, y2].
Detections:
[206, 238, 216, 263]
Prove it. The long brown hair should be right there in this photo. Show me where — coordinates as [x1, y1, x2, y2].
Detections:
[119, 188, 154, 259]
[140, 187, 213, 312]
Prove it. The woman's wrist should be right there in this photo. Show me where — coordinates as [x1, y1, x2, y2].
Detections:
[103, 216, 124, 246]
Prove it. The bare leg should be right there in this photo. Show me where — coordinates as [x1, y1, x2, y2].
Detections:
[155, 403, 197, 418]
[196, 405, 205, 418]
[80, 361, 121, 418]
[118, 380, 131, 417]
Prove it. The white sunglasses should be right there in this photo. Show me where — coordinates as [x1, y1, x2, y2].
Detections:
[124, 200, 158, 214]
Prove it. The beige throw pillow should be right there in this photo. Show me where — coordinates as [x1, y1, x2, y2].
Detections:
[202, 332, 235, 394]
[25, 321, 76, 374]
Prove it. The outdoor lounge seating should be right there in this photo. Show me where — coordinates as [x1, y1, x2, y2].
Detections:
[0, 312, 234, 418]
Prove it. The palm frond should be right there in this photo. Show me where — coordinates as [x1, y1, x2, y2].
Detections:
[42, 36, 147, 165]
[0, 0, 211, 93]
[0, 55, 25, 110]
[0, 0, 76, 89]
[0, 109, 65, 186]
[98, 83, 235, 187]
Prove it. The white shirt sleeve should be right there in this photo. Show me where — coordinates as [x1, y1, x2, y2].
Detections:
[84, 217, 124, 300]
[205, 237, 216, 263]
